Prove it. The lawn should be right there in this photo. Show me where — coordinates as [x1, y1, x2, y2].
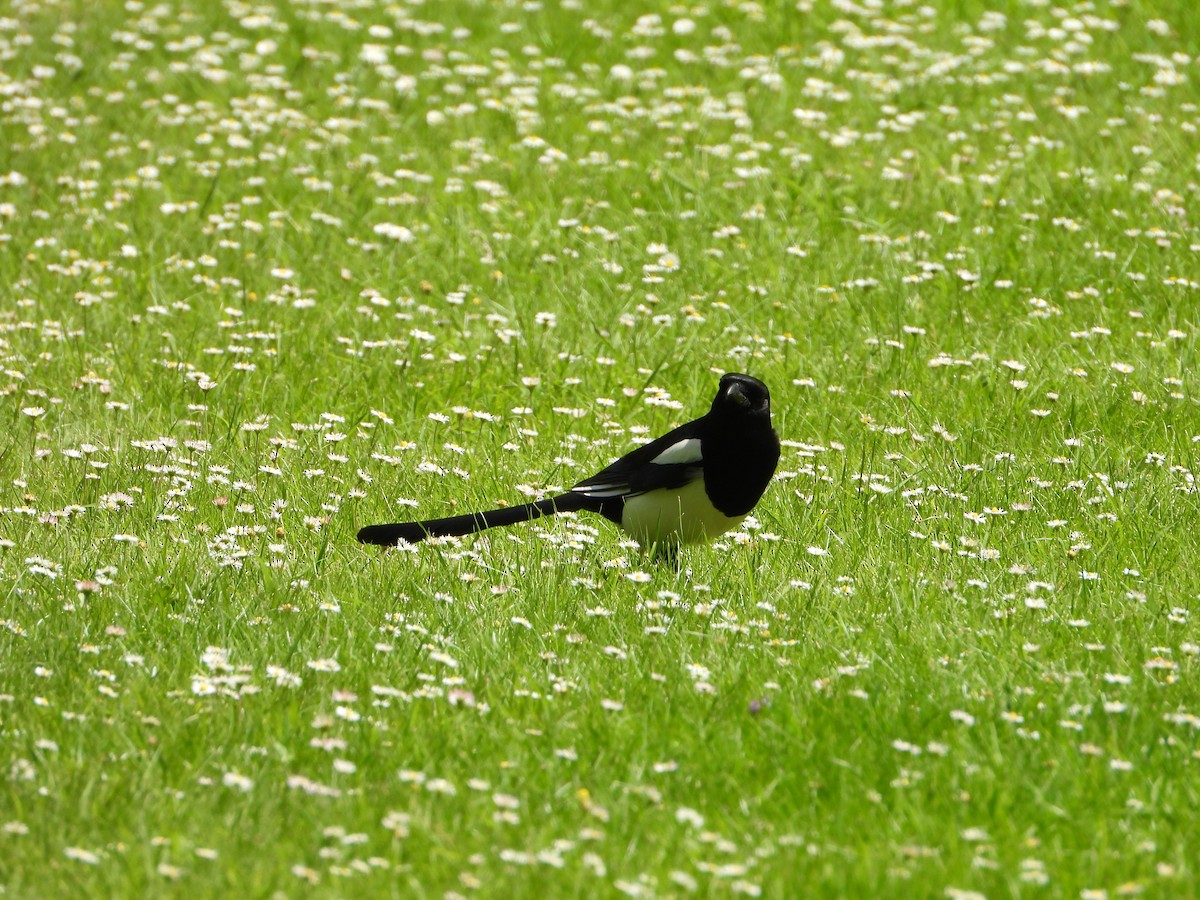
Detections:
[3, 0, 1200, 896]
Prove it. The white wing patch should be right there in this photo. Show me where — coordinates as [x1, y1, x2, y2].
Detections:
[650, 438, 702, 466]
[573, 438, 703, 499]
[573, 483, 627, 498]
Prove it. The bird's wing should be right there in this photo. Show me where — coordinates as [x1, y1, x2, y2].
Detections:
[570, 422, 705, 499]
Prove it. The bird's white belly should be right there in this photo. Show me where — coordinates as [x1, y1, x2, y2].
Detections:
[621, 477, 744, 546]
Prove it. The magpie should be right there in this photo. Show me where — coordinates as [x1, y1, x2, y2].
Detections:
[356, 373, 780, 551]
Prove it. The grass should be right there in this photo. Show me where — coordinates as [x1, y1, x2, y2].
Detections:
[3, 0, 1200, 896]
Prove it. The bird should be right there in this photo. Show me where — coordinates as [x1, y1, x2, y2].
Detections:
[357, 372, 780, 553]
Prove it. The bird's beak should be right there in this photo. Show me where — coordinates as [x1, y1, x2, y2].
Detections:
[726, 382, 751, 408]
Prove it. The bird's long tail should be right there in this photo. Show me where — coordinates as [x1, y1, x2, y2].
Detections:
[356, 493, 586, 546]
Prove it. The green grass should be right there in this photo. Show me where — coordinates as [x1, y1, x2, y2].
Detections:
[3, 0, 1200, 896]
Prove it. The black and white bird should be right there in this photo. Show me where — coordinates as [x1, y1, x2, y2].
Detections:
[357, 373, 780, 552]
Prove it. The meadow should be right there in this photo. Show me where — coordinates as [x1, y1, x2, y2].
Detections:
[3, 0, 1200, 896]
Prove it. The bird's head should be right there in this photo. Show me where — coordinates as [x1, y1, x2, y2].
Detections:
[712, 373, 771, 419]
